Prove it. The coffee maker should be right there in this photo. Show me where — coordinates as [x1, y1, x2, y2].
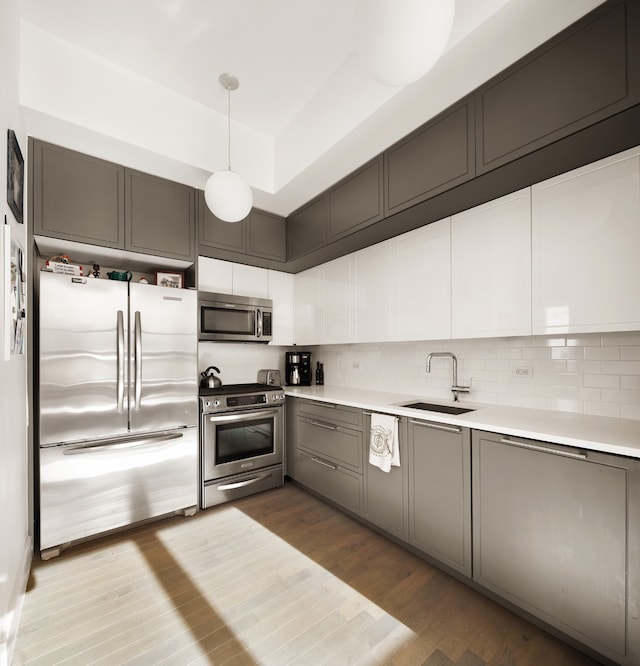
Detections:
[286, 351, 312, 386]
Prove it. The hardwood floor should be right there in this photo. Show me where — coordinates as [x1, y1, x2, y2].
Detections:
[14, 483, 600, 665]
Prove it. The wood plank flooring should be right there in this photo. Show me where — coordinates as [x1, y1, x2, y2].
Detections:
[13, 483, 601, 665]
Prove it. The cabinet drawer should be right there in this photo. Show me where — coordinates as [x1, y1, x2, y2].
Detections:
[295, 450, 363, 515]
[298, 417, 362, 472]
[297, 400, 363, 430]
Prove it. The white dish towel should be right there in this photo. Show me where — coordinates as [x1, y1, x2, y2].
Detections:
[369, 413, 400, 473]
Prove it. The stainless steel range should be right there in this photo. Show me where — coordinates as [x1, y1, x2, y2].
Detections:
[199, 383, 285, 508]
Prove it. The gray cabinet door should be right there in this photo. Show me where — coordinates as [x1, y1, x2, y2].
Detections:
[476, 1, 640, 174]
[408, 420, 471, 576]
[384, 96, 475, 217]
[125, 169, 195, 261]
[363, 414, 408, 540]
[247, 210, 286, 262]
[472, 431, 640, 665]
[198, 189, 247, 253]
[32, 140, 125, 249]
[286, 195, 326, 260]
[327, 156, 384, 242]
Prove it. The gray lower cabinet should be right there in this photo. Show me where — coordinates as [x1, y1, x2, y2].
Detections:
[291, 399, 363, 515]
[363, 412, 408, 540]
[472, 430, 640, 665]
[31, 139, 196, 261]
[408, 419, 472, 577]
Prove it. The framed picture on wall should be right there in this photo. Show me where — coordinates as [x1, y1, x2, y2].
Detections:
[7, 130, 24, 224]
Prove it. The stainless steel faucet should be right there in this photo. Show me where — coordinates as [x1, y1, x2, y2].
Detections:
[426, 352, 471, 401]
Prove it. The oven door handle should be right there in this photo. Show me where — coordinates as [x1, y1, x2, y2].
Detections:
[206, 408, 281, 424]
[216, 471, 273, 491]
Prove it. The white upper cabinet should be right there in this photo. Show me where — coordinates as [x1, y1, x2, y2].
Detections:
[451, 188, 532, 339]
[295, 266, 322, 346]
[532, 147, 640, 335]
[354, 239, 396, 343]
[198, 256, 232, 293]
[394, 219, 451, 341]
[268, 270, 295, 346]
[322, 255, 353, 344]
[232, 263, 269, 298]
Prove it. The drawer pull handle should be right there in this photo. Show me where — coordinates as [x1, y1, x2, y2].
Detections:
[410, 420, 461, 434]
[311, 456, 338, 470]
[307, 401, 337, 409]
[500, 438, 587, 460]
[310, 420, 337, 431]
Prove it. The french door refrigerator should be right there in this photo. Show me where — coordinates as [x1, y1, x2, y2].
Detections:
[38, 271, 198, 557]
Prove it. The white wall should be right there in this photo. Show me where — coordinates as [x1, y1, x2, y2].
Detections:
[199, 343, 287, 386]
[0, 0, 31, 664]
[312, 331, 640, 420]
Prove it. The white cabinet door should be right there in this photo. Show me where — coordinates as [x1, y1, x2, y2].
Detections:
[268, 270, 294, 346]
[532, 147, 640, 334]
[322, 255, 353, 344]
[295, 266, 322, 345]
[394, 219, 451, 341]
[451, 188, 531, 339]
[233, 264, 269, 298]
[198, 256, 232, 293]
[354, 239, 395, 343]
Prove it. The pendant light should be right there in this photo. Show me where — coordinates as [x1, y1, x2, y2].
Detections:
[204, 73, 253, 223]
[355, 0, 455, 87]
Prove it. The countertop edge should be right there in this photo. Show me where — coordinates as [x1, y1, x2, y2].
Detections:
[284, 385, 640, 460]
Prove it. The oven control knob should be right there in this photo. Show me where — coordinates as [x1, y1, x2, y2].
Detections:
[214, 399, 221, 408]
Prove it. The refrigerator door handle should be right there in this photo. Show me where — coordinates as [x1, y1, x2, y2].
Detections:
[63, 430, 183, 454]
[117, 310, 125, 412]
[134, 310, 142, 410]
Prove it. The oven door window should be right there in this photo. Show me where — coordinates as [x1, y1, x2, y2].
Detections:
[202, 306, 256, 336]
[216, 417, 274, 464]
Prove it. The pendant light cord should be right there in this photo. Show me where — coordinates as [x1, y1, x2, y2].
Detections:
[227, 85, 231, 171]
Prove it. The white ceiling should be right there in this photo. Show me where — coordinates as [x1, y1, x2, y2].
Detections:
[19, 0, 606, 216]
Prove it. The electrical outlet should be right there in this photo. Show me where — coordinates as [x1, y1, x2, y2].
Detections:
[512, 366, 533, 379]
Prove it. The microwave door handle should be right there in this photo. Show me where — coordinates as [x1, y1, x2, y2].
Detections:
[256, 309, 262, 338]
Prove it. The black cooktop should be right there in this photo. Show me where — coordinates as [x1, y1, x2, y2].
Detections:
[199, 383, 282, 397]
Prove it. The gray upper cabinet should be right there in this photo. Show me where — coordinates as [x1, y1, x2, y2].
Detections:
[125, 169, 195, 261]
[32, 140, 125, 249]
[31, 140, 195, 261]
[198, 191, 286, 263]
[327, 156, 384, 243]
[246, 210, 286, 262]
[287, 195, 327, 260]
[384, 96, 475, 217]
[476, 0, 640, 174]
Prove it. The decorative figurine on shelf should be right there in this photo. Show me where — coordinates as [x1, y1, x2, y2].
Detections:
[90, 263, 100, 279]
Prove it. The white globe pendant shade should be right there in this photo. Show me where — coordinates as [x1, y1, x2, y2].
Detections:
[355, 0, 455, 86]
[204, 169, 253, 223]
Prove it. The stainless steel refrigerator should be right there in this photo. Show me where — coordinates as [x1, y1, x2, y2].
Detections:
[38, 271, 198, 557]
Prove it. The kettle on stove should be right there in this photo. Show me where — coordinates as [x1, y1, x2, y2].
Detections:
[200, 366, 222, 389]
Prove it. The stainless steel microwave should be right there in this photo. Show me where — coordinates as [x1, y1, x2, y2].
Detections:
[198, 292, 273, 343]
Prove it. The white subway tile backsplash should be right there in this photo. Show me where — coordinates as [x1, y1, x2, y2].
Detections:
[551, 347, 583, 360]
[584, 374, 620, 389]
[304, 331, 640, 420]
[584, 346, 620, 360]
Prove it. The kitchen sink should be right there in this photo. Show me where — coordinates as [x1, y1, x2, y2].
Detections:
[400, 401, 475, 415]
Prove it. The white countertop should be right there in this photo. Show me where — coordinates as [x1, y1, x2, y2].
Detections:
[284, 385, 640, 459]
